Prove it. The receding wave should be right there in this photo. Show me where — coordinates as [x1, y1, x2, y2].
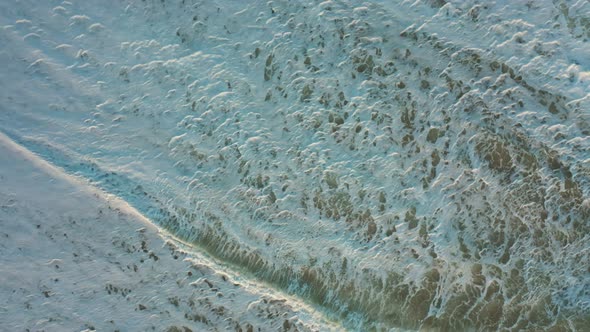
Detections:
[1, 0, 589, 330]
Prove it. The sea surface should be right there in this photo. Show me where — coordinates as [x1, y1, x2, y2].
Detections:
[1, 0, 589, 330]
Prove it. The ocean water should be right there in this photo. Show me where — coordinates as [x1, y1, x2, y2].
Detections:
[1, 0, 589, 330]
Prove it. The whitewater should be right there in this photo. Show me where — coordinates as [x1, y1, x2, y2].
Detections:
[0, 0, 589, 331]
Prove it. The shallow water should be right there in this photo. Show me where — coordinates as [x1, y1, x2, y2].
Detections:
[1, 0, 589, 330]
